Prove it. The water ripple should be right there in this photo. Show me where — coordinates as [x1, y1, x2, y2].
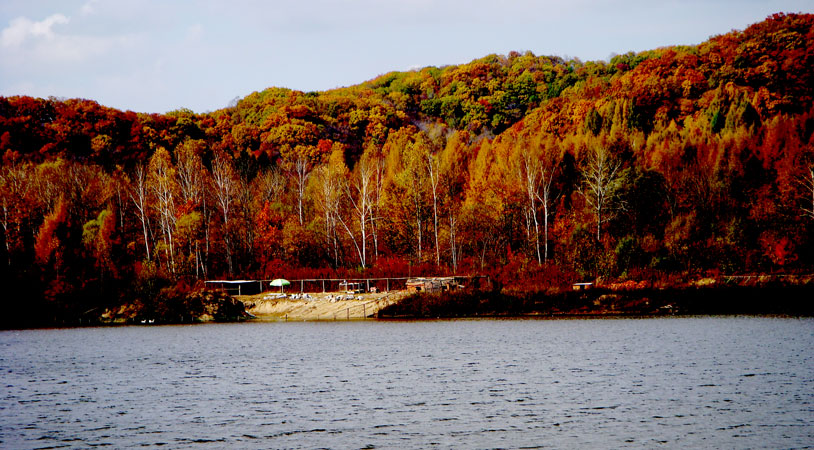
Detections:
[0, 317, 812, 448]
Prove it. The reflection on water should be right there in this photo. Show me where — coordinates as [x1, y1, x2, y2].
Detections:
[1, 317, 812, 449]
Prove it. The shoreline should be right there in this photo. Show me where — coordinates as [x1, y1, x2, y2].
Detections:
[376, 283, 814, 319]
[2, 282, 812, 329]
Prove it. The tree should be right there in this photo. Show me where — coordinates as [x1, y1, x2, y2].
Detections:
[253, 201, 279, 276]
[147, 148, 179, 273]
[367, 145, 386, 261]
[462, 138, 501, 268]
[438, 131, 472, 272]
[401, 135, 430, 263]
[0, 159, 33, 267]
[800, 164, 814, 220]
[293, 152, 311, 226]
[175, 139, 206, 207]
[343, 152, 374, 268]
[513, 137, 544, 264]
[211, 150, 238, 276]
[129, 164, 152, 261]
[175, 210, 204, 278]
[233, 173, 256, 274]
[256, 166, 286, 206]
[310, 148, 346, 267]
[82, 207, 117, 280]
[34, 189, 81, 302]
[174, 140, 208, 277]
[425, 145, 441, 266]
[536, 137, 561, 263]
[381, 128, 430, 263]
[282, 145, 318, 226]
[580, 145, 622, 241]
[513, 135, 560, 265]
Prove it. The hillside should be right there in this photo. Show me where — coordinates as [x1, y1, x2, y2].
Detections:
[1, 13, 813, 325]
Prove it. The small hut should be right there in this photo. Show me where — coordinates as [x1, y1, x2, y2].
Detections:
[572, 282, 594, 291]
[406, 277, 461, 294]
[406, 278, 440, 293]
[338, 280, 364, 293]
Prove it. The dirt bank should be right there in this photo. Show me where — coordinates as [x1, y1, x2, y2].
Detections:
[237, 291, 408, 321]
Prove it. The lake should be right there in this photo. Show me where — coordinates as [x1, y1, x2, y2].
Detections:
[1, 317, 812, 449]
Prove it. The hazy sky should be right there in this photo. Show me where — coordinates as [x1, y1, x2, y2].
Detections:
[1, 0, 810, 114]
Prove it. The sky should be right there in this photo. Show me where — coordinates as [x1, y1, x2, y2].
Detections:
[1, 1, 811, 114]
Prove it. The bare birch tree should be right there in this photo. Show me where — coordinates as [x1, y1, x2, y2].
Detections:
[257, 166, 286, 206]
[426, 150, 441, 266]
[333, 168, 367, 269]
[515, 144, 544, 264]
[0, 170, 11, 267]
[580, 145, 622, 241]
[402, 142, 428, 263]
[0, 161, 32, 267]
[284, 149, 313, 226]
[536, 139, 561, 263]
[175, 140, 205, 206]
[800, 164, 814, 220]
[438, 130, 471, 272]
[147, 148, 177, 273]
[111, 166, 127, 228]
[199, 170, 213, 278]
[212, 151, 237, 276]
[296, 154, 310, 225]
[175, 141, 207, 277]
[370, 154, 385, 261]
[129, 164, 151, 261]
[344, 156, 374, 268]
[312, 164, 342, 266]
[537, 156, 557, 263]
[448, 210, 459, 272]
[514, 136, 561, 264]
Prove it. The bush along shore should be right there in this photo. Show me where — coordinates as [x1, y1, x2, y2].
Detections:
[1, 285, 251, 329]
[97, 288, 252, 325]
[377, 278, 814, 318]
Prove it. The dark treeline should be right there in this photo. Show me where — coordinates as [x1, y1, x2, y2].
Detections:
[1, 13, 813, 323]
[379, 284, 814, 318]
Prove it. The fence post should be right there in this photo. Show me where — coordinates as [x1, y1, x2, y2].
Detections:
[322, 279, 325, 293]
[301, 280, 304, 293]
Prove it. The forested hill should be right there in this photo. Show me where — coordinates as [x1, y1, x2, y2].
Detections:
[1, 13, 813, 322]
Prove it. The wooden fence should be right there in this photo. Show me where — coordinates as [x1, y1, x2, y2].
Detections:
[263, 277, 412, 294]
[208, 275, 490, 297]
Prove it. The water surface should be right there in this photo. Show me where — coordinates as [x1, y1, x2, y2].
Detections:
[1, 317, 812, 448]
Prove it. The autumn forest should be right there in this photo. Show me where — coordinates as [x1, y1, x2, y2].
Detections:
[1, 13, 813, 322]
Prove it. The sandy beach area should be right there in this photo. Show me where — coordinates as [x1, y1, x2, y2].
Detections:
[237, 290, 407, 321]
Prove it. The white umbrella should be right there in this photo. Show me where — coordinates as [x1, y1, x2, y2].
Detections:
[270, 278, 291, 293]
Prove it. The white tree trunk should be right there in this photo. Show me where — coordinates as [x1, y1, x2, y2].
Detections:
[130, 165, 151, 261]
[581, 146, 621, 242]
[427, 153, 441, 266]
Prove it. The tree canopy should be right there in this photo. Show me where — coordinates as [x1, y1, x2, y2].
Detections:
[2, 13, 814, 320]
